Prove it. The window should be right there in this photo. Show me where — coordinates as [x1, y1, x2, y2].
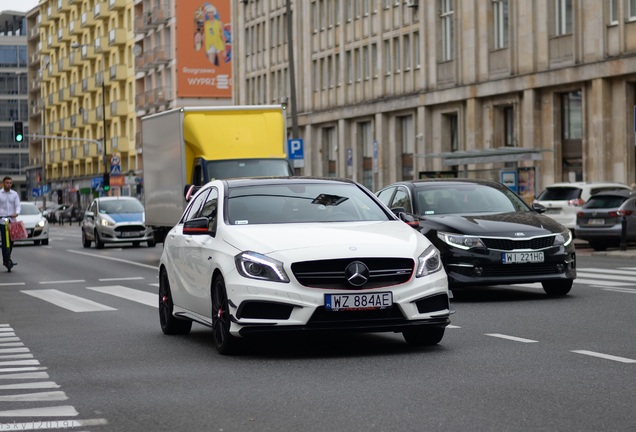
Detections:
[562, 91, 582, 140]
[609, 0, 618, 24]
[440, 0, 455, 61]
[503, 106, 514, 147]
[555, 0, 573, 35]
[630, 0, 636, 20]
[492, 0, 509, 49]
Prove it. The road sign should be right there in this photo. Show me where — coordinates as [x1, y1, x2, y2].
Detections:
[42, 185, 50, 194]
[32, 188, 41, 197]
[110, 153, 121, 174]
[287, 138, 304, 160]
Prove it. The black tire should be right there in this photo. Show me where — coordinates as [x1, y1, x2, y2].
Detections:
[42, 239, 49, 246]
[95, 230, 104, 249]
[542, 280, 573, 296]
[34, 240, 41, 245]
[402, 327, 445, 346]
[132, 241, 141, 247]
[589, 241, 607, 251]
[82, 230, 91, 248]
[211, 274, 238, 355]
[147, 237, 156, 248]
[159, 269, 192, 335]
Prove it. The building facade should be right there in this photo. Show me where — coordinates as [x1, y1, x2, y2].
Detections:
[27, 0, 138, 208]
[234, 0, 636, 201]
[0, 11, 29, 199]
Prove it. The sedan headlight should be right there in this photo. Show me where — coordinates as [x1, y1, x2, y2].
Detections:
[437, 232, 486, 250]
[416, 245, 443, 277]
[235, 251, 290, 283]
[553, 229, 572, 247]
[37, 220, 46, 228]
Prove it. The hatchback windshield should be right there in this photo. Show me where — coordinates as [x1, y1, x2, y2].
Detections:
[20, 204, 41, 215]
[536, 187, 581, 201]
[583, 196, 627, 209]
[99, 199, 144, 214]
[226, 183, 389, 224]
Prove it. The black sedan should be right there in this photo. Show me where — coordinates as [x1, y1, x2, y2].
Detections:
[376, 179, 576, 296]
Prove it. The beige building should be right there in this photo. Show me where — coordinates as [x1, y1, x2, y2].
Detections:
[234, 0, 636, 199]
[27, 0, 137, 206]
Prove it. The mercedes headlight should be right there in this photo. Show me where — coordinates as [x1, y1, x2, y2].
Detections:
[235, 251, 290, 283]
[437, 232, 486, 250]
[416, 245, 443, 277]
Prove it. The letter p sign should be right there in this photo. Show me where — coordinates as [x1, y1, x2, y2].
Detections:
[287, 138, 304, 160]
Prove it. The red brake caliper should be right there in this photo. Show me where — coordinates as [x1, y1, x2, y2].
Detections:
[162, 295, 168, 305]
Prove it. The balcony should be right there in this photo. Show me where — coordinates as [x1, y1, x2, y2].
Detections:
[58, 118, 65, 131]
[81, 44, 97, 60]
[41, 7, 53, 26]
[82, 109, 97, 124]
[143, 50, 154, 65]
[57, 0, 71, 12]
[108, 64, 127, 82]
[69, 51, 78, 67]
[108, 0, 126, 11]
[58, 57, 70, 72]
[70, 82, 76, 97]
[151, 5, 170, 26]
[111, 136, 130, 152]
[58, 87, 69, 102]
[94, 36, 104, 54]
[135, 93, 145, 108]
[93, 1, 108, 20]
[28, 25, 39, 40]
[70, 114, 77, 127]
[69, 19, 79, 35]
[96, 105, 104, 121]
[95, 71, 105, 87]
[110, 100, 128, 117]
[57, 27, 71, 43]
[82, 142, 99, 158]
[29, 53, 39, 66]
[108, 28, 127, 46]
[48, 92, 59, 105]
[154, 87, 168, 104]
[82, 77, 96, 92]
[153, 45, 170, 64]
[81, 12, 96, 28]
[145, 89, 155, 105]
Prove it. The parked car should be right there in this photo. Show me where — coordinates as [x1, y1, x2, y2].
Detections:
[575, 190, 636, 251]
[58, 204, 84, 225]
[42, 203, 69, 223]
[159, 177, 451, 354]
[15, 202, 49, 246]
[376, 179, 576, 296]
[81, 196, 155, 248]
[533, 182, 632, 235]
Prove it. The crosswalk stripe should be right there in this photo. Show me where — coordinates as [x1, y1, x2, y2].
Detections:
[0, 360, 39, 367]
[0, 371, 49, 380]
[0, 354, 34, 360]
[98, 277, 145, 282]
[0, 334, 16, 338]
[0, 324, 9, 327]
[602, 287, 636, 294]
[21, 289, 116, 312]
[573, 278, 633, 287]
[0, 342, 23, 347]
[87, 285, 158, 308]
[0, 405, 77, 417]
[0, 328, 14, 333]
[0, 418, 109, 429]
[0, 381, 59, 390]
[577, 271, 636, 283]
[582, 268, 636, 276]
[0, 391, 66, 402]
[0, 348, 29, 354]
[0, 367, 47, 373]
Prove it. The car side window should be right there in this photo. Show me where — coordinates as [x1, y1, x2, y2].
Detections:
[182, 189, 210, 223]
[391, 188, 412, 213]
[200, 188, 218, 232]
[376, 187, 395, 207]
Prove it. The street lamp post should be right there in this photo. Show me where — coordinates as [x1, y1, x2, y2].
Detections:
[71, 43, 108, 190]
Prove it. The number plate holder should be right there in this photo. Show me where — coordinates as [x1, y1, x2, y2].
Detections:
[325, 292, 393, 311]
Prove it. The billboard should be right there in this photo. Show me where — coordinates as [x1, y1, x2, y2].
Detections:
[176, 1, 232, 98]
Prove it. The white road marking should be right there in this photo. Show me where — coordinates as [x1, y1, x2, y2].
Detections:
[601, 287, 636, 294]
[0, 338, 20, 343]
[149, 283, 159, 287]
[0, 348, 28, 354]
[0, 381, 58, 390]
[0, 405, 77, 417]
[0, 333, 16, 338]
[0, 367, 47, 373]
[68, 249, 158, 270]
[98, 277, 145, 282]
[0, 328, 15, 333]
[577, 271, 636, 283]
[572, 278, 632, 287]
[0, 360, 39, 367]
[571, 350, 636, 363]
[38, 280, 86, 285]
[0, 418, 108, 429]
[22, 289, 116, 312]
[0, 354, 34, 360]
[0, 342, 24, 347]
[0, 391, 65, 402]
[583, 268, 636, 276]
[0, 371, 49, 380]
[0, 283, 25, 286]
[485, 333, 538, 343]
[87, 285, 158, 308]
[0, 324, 9, 327]
[447, 325, 461, 329]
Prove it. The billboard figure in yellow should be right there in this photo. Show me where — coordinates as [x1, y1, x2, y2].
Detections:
[203, 3, 226, 66]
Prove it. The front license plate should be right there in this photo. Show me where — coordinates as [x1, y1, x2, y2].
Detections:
[120, 231, 140, 238]
[545, 208, 560, 215]
[325, 292, 393, 311]
[502, 252, 544, 264]
[588, 218, 605, 225]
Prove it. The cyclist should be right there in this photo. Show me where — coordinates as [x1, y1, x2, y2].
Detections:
[0, 176, 21, 272]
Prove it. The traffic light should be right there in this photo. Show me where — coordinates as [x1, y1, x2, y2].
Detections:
[13, 121, 23, 143]
[103, 173, 110, 192]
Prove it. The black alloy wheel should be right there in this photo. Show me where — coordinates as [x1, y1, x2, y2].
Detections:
[159, 269, 192, 335]
[211, 274, 237, 355]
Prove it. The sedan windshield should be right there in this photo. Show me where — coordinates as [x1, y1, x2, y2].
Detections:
[99, 199, 144, 214]
[20, 205, 41, 215]
[415, 184, 531, 215]
[227, 183, 389, 224]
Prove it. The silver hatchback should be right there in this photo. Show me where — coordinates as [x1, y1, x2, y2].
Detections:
[81, 196, 155, 248]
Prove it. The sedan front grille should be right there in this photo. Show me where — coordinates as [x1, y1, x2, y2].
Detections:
[481, 236, 555, 251]
[291, 257, 414, 289]
[482, 263, 562, 277]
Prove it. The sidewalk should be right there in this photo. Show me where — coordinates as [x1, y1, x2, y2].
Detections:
[574, 238, 636, 258]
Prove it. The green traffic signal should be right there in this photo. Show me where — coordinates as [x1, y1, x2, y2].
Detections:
[103, 173, 110, 192]
[13, 121, 24, 143]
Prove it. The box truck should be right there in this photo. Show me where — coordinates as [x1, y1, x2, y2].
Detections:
[142, 105, 294, 242]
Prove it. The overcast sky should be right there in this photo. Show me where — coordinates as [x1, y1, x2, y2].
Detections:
[0, 0, 38, 14]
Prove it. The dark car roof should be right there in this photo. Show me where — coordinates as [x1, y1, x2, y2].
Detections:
[588, 190, 635, 198]
[224, 176, 358, 187]
[385, 178, 507, 190]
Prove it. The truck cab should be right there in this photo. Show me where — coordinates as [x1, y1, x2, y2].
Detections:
[191, 157, 295, 185]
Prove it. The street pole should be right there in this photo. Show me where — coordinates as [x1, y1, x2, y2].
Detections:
[285, 0, 299, 139]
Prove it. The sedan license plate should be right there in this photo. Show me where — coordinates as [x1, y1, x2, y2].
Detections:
[325, 292, 392, 311]
[588, 218, 605, 225]
[502, 252, 544, 264]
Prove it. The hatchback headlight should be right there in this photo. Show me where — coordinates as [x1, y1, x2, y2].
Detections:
[235, 251, 290, 283]
[437, 232, 486, 250]
[553, 229, 572, 246]
[416, 245, 443, 277]
[37, 220, 46, 228]
[100, 218, 115, 227]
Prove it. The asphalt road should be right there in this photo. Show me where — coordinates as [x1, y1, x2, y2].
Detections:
[0, 226, 634, 431]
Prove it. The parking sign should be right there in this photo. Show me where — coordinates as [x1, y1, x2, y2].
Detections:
[288, 138, 304, 160]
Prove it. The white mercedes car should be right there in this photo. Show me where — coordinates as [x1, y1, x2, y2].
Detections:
[159, 177, 451, 354]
